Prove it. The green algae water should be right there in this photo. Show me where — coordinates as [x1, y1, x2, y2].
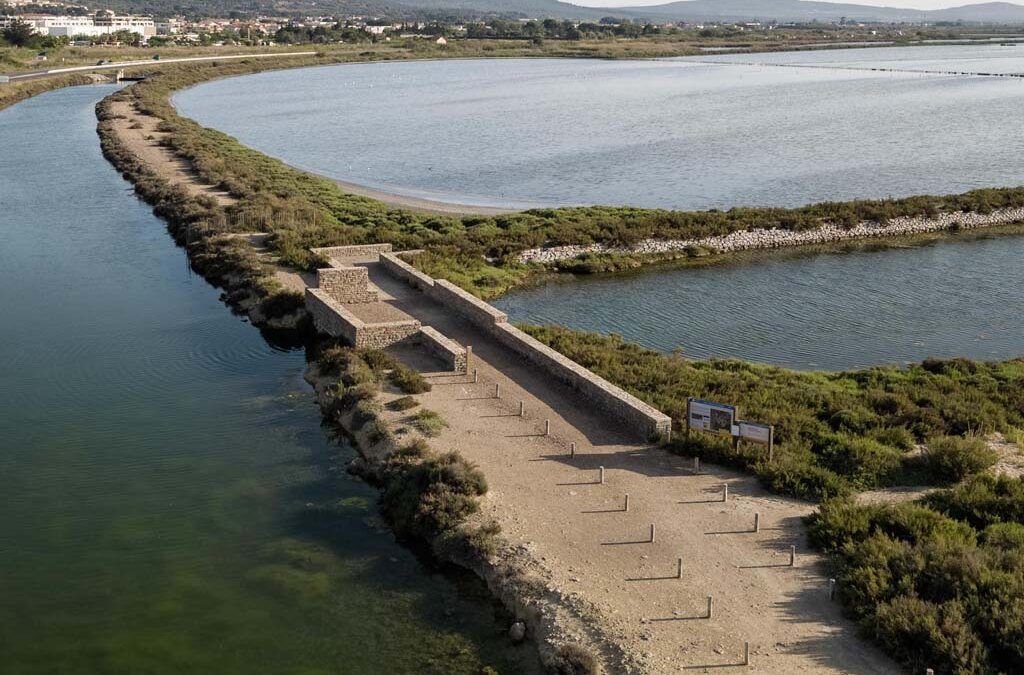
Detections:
[0, 86, 536, 674]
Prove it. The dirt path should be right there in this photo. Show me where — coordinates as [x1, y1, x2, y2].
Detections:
[345, 261, 898, 674]
[109, 99, 236, 206]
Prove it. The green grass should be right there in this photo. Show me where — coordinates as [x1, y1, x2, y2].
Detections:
[522, 325, 1024, 501]
[412, 409, 448, 438]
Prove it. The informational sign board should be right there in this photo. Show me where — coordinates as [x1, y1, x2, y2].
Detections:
[687, 398, 736, 434]
[738, 421, 773, 445]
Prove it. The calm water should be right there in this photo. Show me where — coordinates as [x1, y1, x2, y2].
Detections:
[175, 46, 1024, 211]
[0, 87, 536, 674]
[493, 235, 1024, 371]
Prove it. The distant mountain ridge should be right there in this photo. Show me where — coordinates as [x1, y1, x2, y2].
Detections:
[392, 0, 1024, 23]
[604, 0, 1024, 23]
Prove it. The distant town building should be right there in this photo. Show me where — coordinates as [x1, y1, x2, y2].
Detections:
[1, 11, 155, 39]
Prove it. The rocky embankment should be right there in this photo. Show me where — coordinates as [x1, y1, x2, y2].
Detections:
[518, 208, 1024, 264]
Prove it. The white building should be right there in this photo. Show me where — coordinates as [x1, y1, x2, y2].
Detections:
[2, 11, 155, 38]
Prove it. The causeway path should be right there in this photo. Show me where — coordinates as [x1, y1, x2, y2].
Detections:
[330, 258, 899, 674]
[105, 91, 896, 673]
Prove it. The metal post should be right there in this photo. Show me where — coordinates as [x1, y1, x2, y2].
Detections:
[789, 545, 796, 567]
[624, 494, 630, 512]
[649, 523, 656, 543]
[465, 345, 472, 372]
[598, 466, 604, 484]
[925, 670, 934, 675]
[677, 557, 683, 579]
[829, 578, 836, 600]
[694, 456, 700, 473]
[723, 484, 729, 502]
[473, 368, 478, 384]
[768, 426, 775, 463]
[753, 513, 760, 533]
[570, 442, 576, 458]
[707, 595, 713, 619]
[494, 383, 500, 399]
[544, 419, 550, 436]
[519, 401, 524, 416]
[743, 642, 750, 666]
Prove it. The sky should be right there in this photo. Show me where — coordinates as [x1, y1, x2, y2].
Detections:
[574, 0, 1003, 8]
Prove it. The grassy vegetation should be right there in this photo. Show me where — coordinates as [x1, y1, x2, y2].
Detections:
[0, 72, 98, 113]
[522, 325, 1023, 501]
[807, 476, 1024, 674]
[315, 346, 495, 554]
[412, 409, 449, 438]
[105, 49, 1024, 299]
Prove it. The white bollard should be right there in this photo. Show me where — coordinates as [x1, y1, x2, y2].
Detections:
[677, 557, 683, 579]
[473, 368, 478, 383]
[570, 442, 576, 458]
[829, 578, 836, 600]
[707, 595, 713, 619]
[624, 494, 630, 512]
[789, 545, 796, 567]
[754, 513, 760, 533]
[544, 419, 550, 436]
[722, 484, 729, 502]
[598, 466, 605, 484]
[743, 641, 750, 666]
[649, 523, 656, 543]
[494, 383, 500, 399]
[519, 401, 524, 417]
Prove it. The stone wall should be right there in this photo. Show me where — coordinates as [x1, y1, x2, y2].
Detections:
[381, 252, 435, 291]
[380, 260, 670, 441]
[306, 288, 359, 344]
[419, 326, 468, 373]
[490, 323, 671, 440]
[428, 279, 508, 327]
[312, 243, 393, 264]
[317, 267, 379, 304]
[306, 287, 420, 349]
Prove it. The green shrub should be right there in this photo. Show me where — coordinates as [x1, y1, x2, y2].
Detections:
[352, 400, 382, 430]
[925, 475, 1024, 529]
[317, 345, 349, 376]
[869, 596, 988, 674]
[980, 522, 1024, 550]
[340, 382, 378, 409]
[548, 643, 600, 675]
[380, 451, 487, 538]
[412, 409, 448, 437]
[388, 396, 419, 412]
[923, 436, 998, 484]
[388, 364, 432, 394]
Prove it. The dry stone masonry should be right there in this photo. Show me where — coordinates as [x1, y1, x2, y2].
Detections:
[304, 244, 672, 440]
[516, 207, 1024, 264]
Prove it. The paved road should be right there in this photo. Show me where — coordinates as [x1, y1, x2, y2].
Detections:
[1, 50, 317, 82]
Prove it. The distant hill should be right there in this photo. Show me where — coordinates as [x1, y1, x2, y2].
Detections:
[609, 0, 1024, 23]
[44, 0, 1024, 23]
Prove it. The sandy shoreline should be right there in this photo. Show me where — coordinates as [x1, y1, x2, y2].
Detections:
[330, 176, 520, 216]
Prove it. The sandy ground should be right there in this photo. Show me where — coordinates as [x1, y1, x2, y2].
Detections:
[329, 176, 518, 217]
[109, 99, 236, 206]
[335, 261, 899, 674]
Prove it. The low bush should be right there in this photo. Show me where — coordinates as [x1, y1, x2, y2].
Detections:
[380, 451, 488, 538]
[921, 435, 998, 484]
[523, 325, 1024, 500]
[388, 364, 432, 394]
[388, 396, 420, 412]
[412, 409, 448, 437]
[548, 644, 600, 675]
